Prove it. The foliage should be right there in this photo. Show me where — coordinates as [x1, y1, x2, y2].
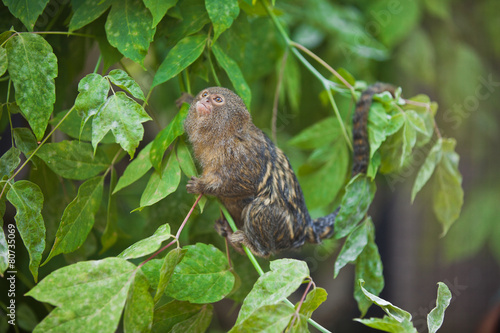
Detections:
[0, 0, 467, 332]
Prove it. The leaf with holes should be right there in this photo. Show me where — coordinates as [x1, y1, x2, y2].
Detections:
[92, 92, 151, 158]
[6, 33, 57, 140]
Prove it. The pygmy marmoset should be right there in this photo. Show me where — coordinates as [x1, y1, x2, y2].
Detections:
[183, 84, 395, 257]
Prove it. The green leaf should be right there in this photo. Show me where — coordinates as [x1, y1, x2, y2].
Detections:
[206, 0, 240, 42]
[379, 115, 416, 174]
[43, 176, 104, 264]
[355, 316, 417, 333]
[427, 282, 452, 333]
[101, 168, 118, 253]
[212, 43, 251, 109]
[357, 279, 412, 323]
[354, 218, 384, 317]
[6, 33, 57, 141]
[0, 221, 9, 275]
[368, 102, 390, 158]
[0, 147, 21, 179]
[105, 0, 156, 65]
[12, 127, 37, 157]
[114, 142, 153, 194]
[334, 220, 369, 278]
[92, 92, 152, 158]
[411, 139, 443, 202]
[118, 223, 171, 259]
[36, 141, 110, 180]
[433, 138, 463, 236]
[300, 142, 349, 210]
[107, 69, 145, 101]
[0, 46, 7, 76]
[69, 0, 113, 31]
[150, 104, 189, 171]
[124, 271, 154, 333]
[27, 258, 137, 333]
[6, 180, 45, 281]
[230, 303, 295, 333]
[3, 0, 49, 31]
[154, 248, 187, 303]
[367, 0, 420, 48]
[235, 259, 309, 324]
[143, 0, 179, 28]
[139, 151, 181, 208]
[163, 0, 210, 45]
[288, 117, 340, 149]
[298, 287, 328, 318]
[166, 243, 234, 303]
[75, 73, 110, 130]
[284, 54, 301, 113]
[334, 175, 376, 239]
[176, 137, 197, 178]
[151, 34, 207, 88]
[152, 301, 212, 333]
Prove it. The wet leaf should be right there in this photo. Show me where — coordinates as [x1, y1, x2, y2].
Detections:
[118, 223, 171, 259]
[107, 69, 145, 101]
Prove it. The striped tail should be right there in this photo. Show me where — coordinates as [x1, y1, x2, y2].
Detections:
[308, 83, 395, 242]
[352, 82, 396, 176]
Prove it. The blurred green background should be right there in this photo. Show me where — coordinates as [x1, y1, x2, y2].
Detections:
[1, 0, 499, 332]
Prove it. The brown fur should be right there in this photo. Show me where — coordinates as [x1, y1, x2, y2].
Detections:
[184, 85, 394, 257]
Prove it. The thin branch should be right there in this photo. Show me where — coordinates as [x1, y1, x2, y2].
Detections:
[272, 49, 289, 143]
[291, 41, 355, 96]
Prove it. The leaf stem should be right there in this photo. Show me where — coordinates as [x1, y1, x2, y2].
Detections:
[272, 49, 288, 144]
[138, 194, 203, 269]
[290, 41, 355, 96]
[261, 0, 353, 151]
[219, 202, 332, 333]
[0, 105, 76, 200]
[93, 54, 102, 74]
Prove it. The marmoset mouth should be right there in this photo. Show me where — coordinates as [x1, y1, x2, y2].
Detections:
[196, 101, 211, 116]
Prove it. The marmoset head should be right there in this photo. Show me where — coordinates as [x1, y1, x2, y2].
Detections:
[185, 87, 251, 136]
